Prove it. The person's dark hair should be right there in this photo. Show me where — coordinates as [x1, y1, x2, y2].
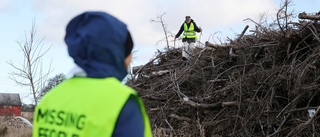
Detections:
[125, 31, 133, 57]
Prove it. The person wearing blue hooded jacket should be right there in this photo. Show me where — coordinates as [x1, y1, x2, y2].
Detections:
[32, 11, 152, 137]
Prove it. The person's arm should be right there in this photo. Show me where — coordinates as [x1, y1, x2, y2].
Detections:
[112, 95, 144, 137]
[175, 23, 184, 38]
[192, 21, 202, 32]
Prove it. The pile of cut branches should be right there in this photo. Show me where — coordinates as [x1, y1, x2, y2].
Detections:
[127, 5, 320, 137]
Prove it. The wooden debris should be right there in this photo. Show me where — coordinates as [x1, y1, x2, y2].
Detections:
[127, 9, 320, 137]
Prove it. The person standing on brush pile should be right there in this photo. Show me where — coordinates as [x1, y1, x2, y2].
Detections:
[32, 11, 152, 137]
[175, 15, 202, 60]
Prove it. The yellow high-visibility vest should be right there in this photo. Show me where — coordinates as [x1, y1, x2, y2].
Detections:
[32, 77, 152, 137]
[183, 22, 198, 40]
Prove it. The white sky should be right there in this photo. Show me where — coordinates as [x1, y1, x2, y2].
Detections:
[0, 0, 319, 104]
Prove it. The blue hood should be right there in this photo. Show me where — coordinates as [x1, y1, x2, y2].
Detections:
[65, 12, 130, 81]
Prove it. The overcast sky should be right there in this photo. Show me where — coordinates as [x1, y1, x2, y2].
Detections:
[0, 0, 319, 104]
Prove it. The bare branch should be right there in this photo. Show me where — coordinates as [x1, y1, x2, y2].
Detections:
[151, 13, 173, 49]
[6, 19, 52, 105]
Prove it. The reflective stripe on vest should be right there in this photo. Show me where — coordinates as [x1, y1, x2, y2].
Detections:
[183, 22, 198, 39]
[32, 77, 152, 137]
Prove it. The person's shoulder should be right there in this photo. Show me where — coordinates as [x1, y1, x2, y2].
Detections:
[102, 77, 136, 92]
[122, 84, 137, 94]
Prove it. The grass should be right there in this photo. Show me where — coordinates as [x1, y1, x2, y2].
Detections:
[0, 126, 32, 137]
[0, 112, 33, 137]
[1, 112, 197, 136]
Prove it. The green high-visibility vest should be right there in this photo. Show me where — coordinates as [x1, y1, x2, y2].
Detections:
[32, 77, 152, 137]
[183, 22, 198, 40]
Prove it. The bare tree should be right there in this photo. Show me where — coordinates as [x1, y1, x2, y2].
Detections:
[277, 0, 294, 36]
[38, 73, 66, 101]
[151, 13, 174, 49]
[7, 20, 52, 105]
